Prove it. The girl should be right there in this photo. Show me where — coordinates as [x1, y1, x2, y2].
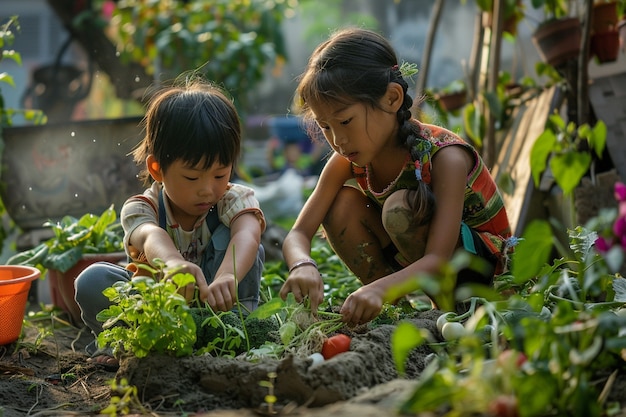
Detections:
[75, 79, 266, 368]
[279, 28, 512, 326]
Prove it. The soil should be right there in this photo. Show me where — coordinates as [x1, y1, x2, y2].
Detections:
[3, 306, 626, 417]
[0, 307, 441, 417]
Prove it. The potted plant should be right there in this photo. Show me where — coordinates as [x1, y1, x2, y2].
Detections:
[7, 204, 126, 325]
[590, 0, 621, 63]
[432, 79, 468, 112]
[476, 0, 526, 35]
[530, 0, 582, 68]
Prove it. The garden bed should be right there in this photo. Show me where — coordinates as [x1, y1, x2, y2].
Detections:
[0, 308, 440, 416]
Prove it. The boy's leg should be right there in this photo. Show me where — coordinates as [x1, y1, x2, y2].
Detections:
[74, 262, 132, 335]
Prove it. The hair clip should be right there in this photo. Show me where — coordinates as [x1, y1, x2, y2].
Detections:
[398, 61, 419, 80]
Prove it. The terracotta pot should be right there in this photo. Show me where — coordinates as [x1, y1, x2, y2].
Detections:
[532, 17, 582, 68]
[592, 1, 619, 34]
[47, 252, 127, 326]
[590, 30, 621, 63]
[436, 90, 467, 112]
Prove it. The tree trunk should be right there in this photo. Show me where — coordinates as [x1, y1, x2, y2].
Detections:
[413, 0, 445, 114]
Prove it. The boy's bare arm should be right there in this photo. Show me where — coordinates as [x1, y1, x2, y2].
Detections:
[215, 212, 263, 281]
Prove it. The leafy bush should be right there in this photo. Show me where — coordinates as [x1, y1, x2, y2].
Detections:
[96, 273, 197, 359]
[7, 204, 124, 273]
[392, 219, 626, 417]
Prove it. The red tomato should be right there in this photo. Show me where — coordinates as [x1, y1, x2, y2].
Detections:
[497, 349, 528, 369]
[321, 334, 352, 359]
[488, 395, 519, 417]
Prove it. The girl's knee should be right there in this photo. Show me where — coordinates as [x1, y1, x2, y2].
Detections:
[382, 190, 428, 234]
[324, 187, 377, 231]
[382, 190, 429, 261]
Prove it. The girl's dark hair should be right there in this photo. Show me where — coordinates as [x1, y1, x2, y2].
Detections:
[133, 80, 241, 185]
[296, 27, 434, 223]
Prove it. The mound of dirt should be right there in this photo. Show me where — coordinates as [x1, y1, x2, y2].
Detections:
[0, 309, 442, 416]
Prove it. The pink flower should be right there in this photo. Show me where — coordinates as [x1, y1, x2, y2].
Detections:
[102, 0, 116, 19]
[619, 201, 626, 218]
[595, 236, 612, 253]
[615, 216, 626, 240]
[615, 182, 626, 202]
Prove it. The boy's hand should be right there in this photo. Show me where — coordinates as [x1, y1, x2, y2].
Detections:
[205, 273, 237, 312]
[163, 260, 209, 303]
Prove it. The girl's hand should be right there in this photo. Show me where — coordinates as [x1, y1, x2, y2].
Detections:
[340, 285, 385, 326]
[205, 273, 237, 312]
[279, 265, 324, 313]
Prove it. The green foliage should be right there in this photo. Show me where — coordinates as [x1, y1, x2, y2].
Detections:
[394, 221, 626, 416]
[244, 315, 281, 350]
[0, 16, 47, 127]
[530, 0, 570, 20]
[474, 0, 525, 22]
[188, 307, 282, 358]
[104, 0, 292, 110]
[391, 321, 430, 376]
[6, 204, 124, 273]
[245, 293, 345, 359]
[261, 236, 361, 309]
[298, 0, 379, 51]
[96, 273, 197, 358]
[530, 112, 606, 195]
[190, 309, 246, 357]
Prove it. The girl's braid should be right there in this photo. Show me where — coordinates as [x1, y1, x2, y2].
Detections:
[390, 66, 435, 225]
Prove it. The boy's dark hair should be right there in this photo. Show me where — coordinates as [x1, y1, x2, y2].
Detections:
[133, 80, 241, 185]
[296, 27, 434, 224]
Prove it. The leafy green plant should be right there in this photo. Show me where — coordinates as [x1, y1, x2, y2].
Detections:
[101, 0, 292, 110]
[6, 204, 124, 273]
[96, 272, 197, 359]
[530, 112, 606, 196]
[391, 218, 626, 417]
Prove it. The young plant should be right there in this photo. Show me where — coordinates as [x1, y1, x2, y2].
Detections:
[245, 294, 345, 360]
[100, 378, 147, 416]
[96, 272, 197, 359]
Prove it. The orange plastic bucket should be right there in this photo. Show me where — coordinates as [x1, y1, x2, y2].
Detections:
[0, 265, 40, 345]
